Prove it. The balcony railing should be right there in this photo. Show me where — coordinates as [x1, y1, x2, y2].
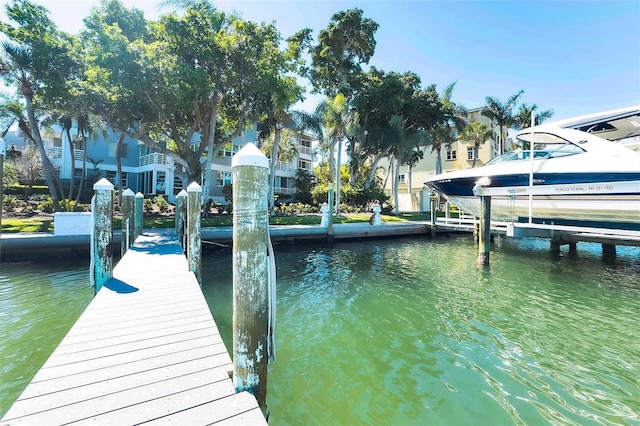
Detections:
[274, 187, 296, 195]
[139, 153, 168, 166]
[299, 145, 313, 156]
[45, 146, 62, 160]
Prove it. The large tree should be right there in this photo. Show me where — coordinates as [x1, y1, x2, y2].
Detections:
[0, 0, 81, 211]
[513, 103, 554, 130]
[481, 90, 524, 156]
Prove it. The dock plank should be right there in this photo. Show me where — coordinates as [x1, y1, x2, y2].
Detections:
[1, 232, 265, 425]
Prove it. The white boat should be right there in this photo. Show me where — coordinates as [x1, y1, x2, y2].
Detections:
[425, 106, 640, 230]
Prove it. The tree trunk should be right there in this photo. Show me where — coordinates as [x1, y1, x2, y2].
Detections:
[66, 127, 75, 200]
[393, 157, 400, 213]
[116, 132, 125, 205]
[268, 121, 282, 213]
[335, 137, 342, 215]
[435, 147, 443, 175]
[203, 89, 220, 202]
[75, 135, 87, 204]
[407, 164, 412, 194]
[472, 142, 478, 168]
[24, 96, 61, 211]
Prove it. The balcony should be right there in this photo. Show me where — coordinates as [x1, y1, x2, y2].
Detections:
[139, 153, 168, 166]
[274, 187, 296, 195]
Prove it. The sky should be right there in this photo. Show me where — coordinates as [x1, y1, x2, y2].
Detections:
[1, 0, 639, 122]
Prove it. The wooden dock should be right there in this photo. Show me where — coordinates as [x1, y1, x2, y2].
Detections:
[0, 233, 266, 425]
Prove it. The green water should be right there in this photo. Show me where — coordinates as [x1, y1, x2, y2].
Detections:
[0, 259, 93, 417]
[202, 236, 640, 425]
[1, 236, 639, 424]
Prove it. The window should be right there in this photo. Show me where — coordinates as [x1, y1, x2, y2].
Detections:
[467, 147, 478, 161]
[156, 171, 166, 192]
[298, 159, 311, 170]
[446, 147, 457, 161]
[219, 142, 240, 157]
[216, 171, 232, 187]
[398, 174, 406, 184]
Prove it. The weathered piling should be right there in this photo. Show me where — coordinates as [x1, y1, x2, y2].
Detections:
[477, 195, 491, 266]
[327, 183, 334, 242]
[176, 189, 188, 248]
[134, 192, 144, 239]
[121, 188, 135, 256]
[92, 178, 114, 293]
[231, 143, 271, 415]
[320, 202, 329, 227]
[0, 137, 5, 260]
[430, 192, 438, 237]
[186, 182, 202, 284]
[371, 203, 382, 225]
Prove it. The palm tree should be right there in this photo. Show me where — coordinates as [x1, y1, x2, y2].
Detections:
[428, 125, 456, 175]
[460, 121, 493, 168]
[0, 42, 63, 210]
[481, 90, 524, 156]
[513, 103, 554, 130]
[315, 94, 356, 215]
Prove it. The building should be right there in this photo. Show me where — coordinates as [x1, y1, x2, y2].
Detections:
[3, 115, 317, 204]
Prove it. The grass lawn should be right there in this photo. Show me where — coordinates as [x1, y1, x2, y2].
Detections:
[1, 212, 434, 234]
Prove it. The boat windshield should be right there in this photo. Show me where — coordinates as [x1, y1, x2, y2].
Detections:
[486, 132, 587, 165]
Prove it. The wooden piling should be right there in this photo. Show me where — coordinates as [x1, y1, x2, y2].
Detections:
[134, 192, 144, 239]
[430, 192, 438, 237]
[477, 195, 491, 266]
[231, 143, 270, 415]
[92, 178, 114, 294]
[0, 138, 5, 261]
[186, 182, 202, 284]
[121, 189, 135, 256]
[327, 183, 334, 242]
[176, 189, 188, 248]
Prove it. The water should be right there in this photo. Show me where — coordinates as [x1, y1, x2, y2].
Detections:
[202, 236, 640, 425]
[0, 259, 93, 417]
[1, 236, 639, 424]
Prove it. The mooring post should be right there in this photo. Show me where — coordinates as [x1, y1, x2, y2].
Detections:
[320, 202, 329, 227]
[134, 192, 144, 239]
[176, 189, 188, 247]
[477, 195, 492, 266]
[121, 189, 135, 256]
[231, 143, 271, 415]
[327, 183, 334, 242]
[92, 178, 114, 294]
[186, 182, 202, 284]
[0, 137, 5, 261]
[430, 192, 438, 237]
[372, 203, 382, 225]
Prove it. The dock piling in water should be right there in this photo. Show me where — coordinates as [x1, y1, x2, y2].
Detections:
[91, 178, 114, 293]
[176, 189, 188, 248]
[231, 143, 271, 415]
[0, 137, 5, 261]
[186, 182, 202, 284]
[477, 195, 492, 266]
[328, 183, 334, 241]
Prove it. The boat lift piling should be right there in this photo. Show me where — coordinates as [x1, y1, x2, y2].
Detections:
[0, 137, 5, 261]
[231, 143, 272, 416]
[327, 183, 334, 242]
[473, 177, 493, 266]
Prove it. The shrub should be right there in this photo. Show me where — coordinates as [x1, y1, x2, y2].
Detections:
[37, 198, 54, 213]
[153, 195, 170, 213]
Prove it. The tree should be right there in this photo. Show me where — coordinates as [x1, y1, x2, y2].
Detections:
[460, 121, 493, 168]
[481, 90, 524, 156]
[513, 103, 554, 130]
[307, 8, 379, 97]
[260, 127, 299, 205]
[0, 0, 80, 211]
[12, 142, 42, 196]
[427, 124, 456, 175]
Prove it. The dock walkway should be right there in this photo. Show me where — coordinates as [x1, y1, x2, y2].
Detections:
[0, 232, 266, 425]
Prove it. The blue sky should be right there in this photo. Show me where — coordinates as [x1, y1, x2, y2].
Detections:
[1, 0, 639, 121]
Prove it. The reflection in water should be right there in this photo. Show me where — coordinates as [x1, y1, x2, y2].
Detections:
[202, 236, 640, 426]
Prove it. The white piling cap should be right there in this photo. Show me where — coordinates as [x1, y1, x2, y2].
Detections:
[177, 189, 188, 198]
[122, 188, 135, 197]
[93, 178, 114, 190]
[135, 192, 144, 198]
[232, 142, 268, 169]
[187, 181, 202, 193]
